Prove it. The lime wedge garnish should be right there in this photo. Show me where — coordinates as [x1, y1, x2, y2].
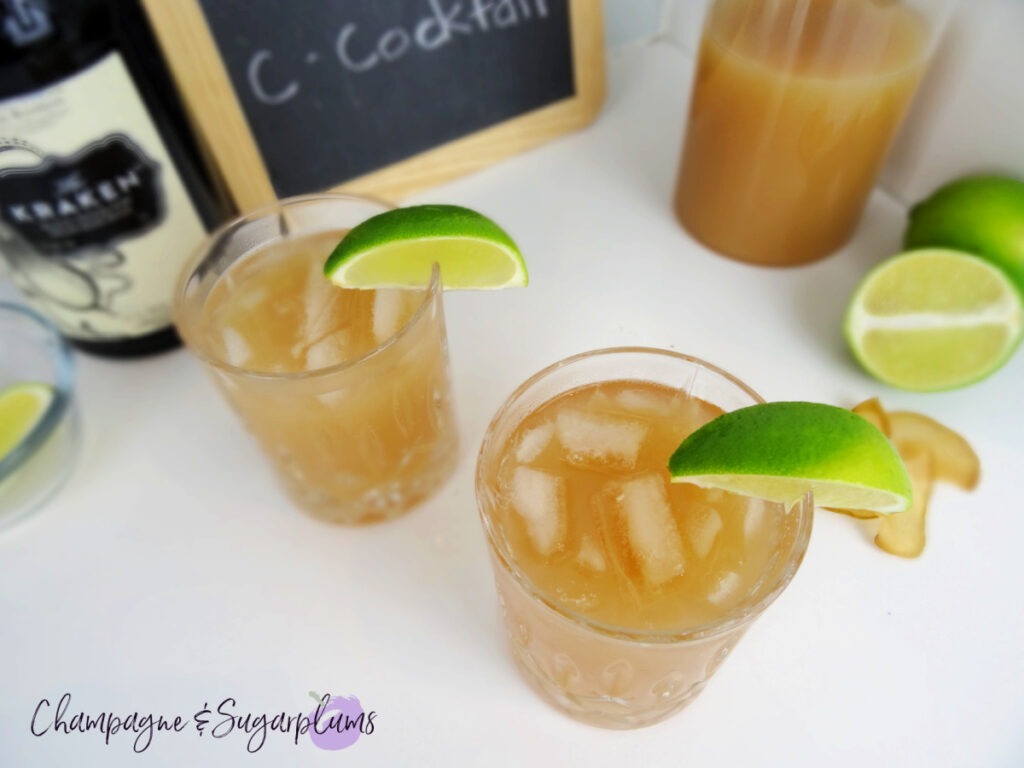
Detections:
[324, 204, 527, 289]
[844, 248, 1023, 392]
[0, 382, 55, 461]
[668, 402, 912, 514]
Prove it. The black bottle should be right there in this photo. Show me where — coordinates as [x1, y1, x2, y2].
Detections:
[0, 0, 231, 357]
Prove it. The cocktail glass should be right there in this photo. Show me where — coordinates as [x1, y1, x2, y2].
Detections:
[174, 194, 458, 524]
[476, 348, 813, 728]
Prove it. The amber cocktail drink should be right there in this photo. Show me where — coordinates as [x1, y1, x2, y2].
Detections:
[175, 195, 457, 524]
[675, 0, 947, 265]
[477, 349, 812, 728]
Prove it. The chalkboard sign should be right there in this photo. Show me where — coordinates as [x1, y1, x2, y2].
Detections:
[140, 0, 605, 212]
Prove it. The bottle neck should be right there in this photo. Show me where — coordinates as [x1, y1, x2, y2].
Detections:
[2, 0, 54, 46]
[0, 0, 112, 95]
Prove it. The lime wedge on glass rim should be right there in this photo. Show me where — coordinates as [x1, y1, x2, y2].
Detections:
[0, 381, 55, 461]
[844, 248, 1023, 392]
[324, 204, 527, 289]
[668, 402, 912, 514]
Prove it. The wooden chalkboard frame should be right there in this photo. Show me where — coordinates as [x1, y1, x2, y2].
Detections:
[140, 0, 605, 212]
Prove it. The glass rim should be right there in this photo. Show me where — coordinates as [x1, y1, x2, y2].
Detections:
[173, 193, 443, 382]
[0, 302, 74, 482]
[475, 346, 815, 644]
[702, 0, 958, 66]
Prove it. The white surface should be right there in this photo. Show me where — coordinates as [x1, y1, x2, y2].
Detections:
[663, 0, 708, 53]
[2, 42, 1023, 767]
[883, 0, 1024, 203]
[602, 0, 667, 48]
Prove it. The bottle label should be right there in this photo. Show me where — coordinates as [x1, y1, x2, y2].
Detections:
[0, 51, 207, 341]
[0, 134, 163, 253]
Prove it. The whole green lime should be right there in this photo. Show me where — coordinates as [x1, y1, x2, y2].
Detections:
[904, 174, 1024, 297]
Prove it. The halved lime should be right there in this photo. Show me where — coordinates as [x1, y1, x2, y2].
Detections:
[668, 402, 912, 514]
[0, 382, 55, 461]
[905, 175, 1024, 297]
[844, 248, 1023, 392]
[324, 204, 527, 289]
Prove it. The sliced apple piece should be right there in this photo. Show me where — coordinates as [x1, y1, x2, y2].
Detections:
[829, 506, 880, 521]
[829, 399, 979, 558]
[875, 449, 933, 558]
[887, 411, 980, 491]
[852, 397, 891, 436]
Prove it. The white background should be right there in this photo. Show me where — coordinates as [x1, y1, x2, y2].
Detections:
[1, 4, 1023, 766]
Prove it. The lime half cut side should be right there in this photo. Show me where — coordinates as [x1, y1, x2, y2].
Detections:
[0, 382, 55, 461]
[844, 248, 1024, 392]
[324, 204, 527, 289]
[668, 402, 912, 514]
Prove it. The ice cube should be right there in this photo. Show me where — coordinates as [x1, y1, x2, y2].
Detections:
[219, 326, 251, 366]
[234, 283, 269, 313]
[706, 571, 742, 605]
[586, 388, 618, 413]
[370, 288, 401, 342]
[317, 390, 347, 408]
[511, 466, 567, 556]
[593, 483, 641, 598]
[555, 408, 647, 471]
[615, 387, 670, 416]
[372, 289, 419, 343]
[576, 533, 607, 572]
[304, 329, 350, 370]
[372, 290, 401, 342]
[618, 474, 686, 586]
[515, 422, 555, 464]
[683, 503, 723, 559]
[744, 497, 766, 540]
[302, 269, 347, 344]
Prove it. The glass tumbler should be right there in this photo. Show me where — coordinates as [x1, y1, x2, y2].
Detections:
[0, 302, 79, 530]
[476, 348, 813, 728]
[174, 194, 458, 525]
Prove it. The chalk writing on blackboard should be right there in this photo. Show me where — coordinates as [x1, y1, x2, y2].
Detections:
[248, 0, 554, 106]
[200, 0, 574, 197]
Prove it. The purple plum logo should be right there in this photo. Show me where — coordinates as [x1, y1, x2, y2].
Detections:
[307, 692, 374, 751]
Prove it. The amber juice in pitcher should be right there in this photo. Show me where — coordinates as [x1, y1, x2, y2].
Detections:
[674, 0, 932, 266]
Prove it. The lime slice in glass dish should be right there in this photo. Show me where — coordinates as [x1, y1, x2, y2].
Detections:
[324, 204, 527, 289]
[0, 382, 55, 461]
[844, 248, 1023, 392]
[668, 402, 912, 514]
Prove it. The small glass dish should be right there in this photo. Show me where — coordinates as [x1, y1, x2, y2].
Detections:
[0, 302, 79, 531]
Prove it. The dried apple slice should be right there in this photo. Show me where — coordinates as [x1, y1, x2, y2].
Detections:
[829, 506, 879, 521]
[852, 397, 891, 435]
[829, 399, 979, 558]
[887, 411, 980, 491]
[875, 449, 933, 558]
